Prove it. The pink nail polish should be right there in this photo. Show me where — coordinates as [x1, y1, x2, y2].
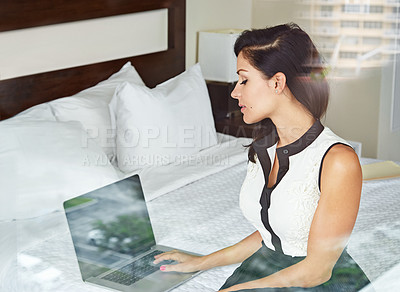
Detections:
[160, 266, 166, 271]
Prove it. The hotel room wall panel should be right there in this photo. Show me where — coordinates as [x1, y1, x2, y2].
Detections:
[0, 10, 168, 80]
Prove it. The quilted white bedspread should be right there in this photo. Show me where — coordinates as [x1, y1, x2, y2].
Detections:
[1, 153, 400, 291]
[1, 161, 254, 292]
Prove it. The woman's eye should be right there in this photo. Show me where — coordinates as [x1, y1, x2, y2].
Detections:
[240, 79, 248, 85]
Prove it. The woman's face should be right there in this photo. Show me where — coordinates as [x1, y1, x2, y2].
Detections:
[231, 52, 278, 124]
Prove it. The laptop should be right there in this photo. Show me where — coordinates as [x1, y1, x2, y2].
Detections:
[63, 174, 202, 292]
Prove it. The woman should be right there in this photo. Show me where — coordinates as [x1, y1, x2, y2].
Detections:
[154, 23, 371, 291]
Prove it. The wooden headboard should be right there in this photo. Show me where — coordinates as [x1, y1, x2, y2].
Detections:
[0, 0, 185, 120]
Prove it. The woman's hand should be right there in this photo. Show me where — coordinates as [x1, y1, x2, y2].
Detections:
[153, 250, 203, 273]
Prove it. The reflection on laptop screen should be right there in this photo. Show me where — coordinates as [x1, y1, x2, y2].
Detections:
[64, 175, 156, 280]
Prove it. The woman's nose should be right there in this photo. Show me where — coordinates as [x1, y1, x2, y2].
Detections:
[231, 82, 240, 99]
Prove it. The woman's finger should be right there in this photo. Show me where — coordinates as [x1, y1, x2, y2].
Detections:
[153, 251, 180, 264]
[160, 263, 184, 272]
[154, 249, 177, 259]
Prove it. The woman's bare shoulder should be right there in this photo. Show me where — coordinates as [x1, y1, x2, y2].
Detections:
[323, 144, 360, 174]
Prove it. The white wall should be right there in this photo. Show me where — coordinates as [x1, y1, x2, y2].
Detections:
[252, 0, 299, 29]
[324, 70, 381, 158]
[186, 0, 252, 68]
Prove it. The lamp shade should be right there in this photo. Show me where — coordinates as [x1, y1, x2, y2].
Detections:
[198, 29, 243, 82]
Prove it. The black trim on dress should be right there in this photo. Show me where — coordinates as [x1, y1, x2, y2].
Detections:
[253, 120, 324, 254]
[318, 142, 354, 191]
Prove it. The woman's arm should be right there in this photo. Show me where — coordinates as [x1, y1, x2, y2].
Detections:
[154, 230, 263, 272]
[220, 144, 363, 291]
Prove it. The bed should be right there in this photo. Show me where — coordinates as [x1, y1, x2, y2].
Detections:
[0, 1, 399, 291]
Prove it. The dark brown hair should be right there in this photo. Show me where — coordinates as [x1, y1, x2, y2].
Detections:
[234, 23, 329, 162]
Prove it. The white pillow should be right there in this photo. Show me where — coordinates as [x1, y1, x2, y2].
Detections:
[0, 120, 119, 220]
[4, 103, 56, 122]
[49, 62, 145, 161]
[109, 63, 218, 173]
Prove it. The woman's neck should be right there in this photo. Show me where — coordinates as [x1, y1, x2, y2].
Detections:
[272, 111, 316, 148]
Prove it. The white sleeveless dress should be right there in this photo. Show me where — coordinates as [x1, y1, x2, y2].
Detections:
[239, 120, 350, 256]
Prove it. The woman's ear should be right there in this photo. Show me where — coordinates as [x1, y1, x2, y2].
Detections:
[272, 72, 286, 94]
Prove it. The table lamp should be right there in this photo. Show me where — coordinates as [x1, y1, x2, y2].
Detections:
[198, 29, 243, 82]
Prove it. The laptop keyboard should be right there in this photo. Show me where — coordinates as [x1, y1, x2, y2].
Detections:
[102, 250, 175, 286]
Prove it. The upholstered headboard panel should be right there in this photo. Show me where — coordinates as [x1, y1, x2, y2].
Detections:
[0, 0, 185, 120]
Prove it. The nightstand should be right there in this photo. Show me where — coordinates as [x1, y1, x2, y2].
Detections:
[206, 81, 257, 138]
[215, 112, 257, 138]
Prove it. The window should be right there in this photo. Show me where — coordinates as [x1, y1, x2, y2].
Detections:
[368, 5, 383, 14]
[302, 0, 395, 73]
[343, 37, 360, 45]
[364, 21, 383, 29]
[391, 23, 400, 30]
[341, 21, 359, 28]
[340, 51, 358, 59]
[319, 42, 336, 49]
[321, 21, 335, 27]
[389, 39, 400, 48]
[370, 54, 382, 61]
[321, 5, 333, 12]
[393, 55, 400, 131]
[320, 5, 334, 16]
[315, 36, 336, 49]
[342, 4, 361, 13]
[363, 37, 381, 45]
[342, 4, 384, 14]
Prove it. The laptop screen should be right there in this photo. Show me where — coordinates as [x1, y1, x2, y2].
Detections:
[64, 175, 156, 280]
